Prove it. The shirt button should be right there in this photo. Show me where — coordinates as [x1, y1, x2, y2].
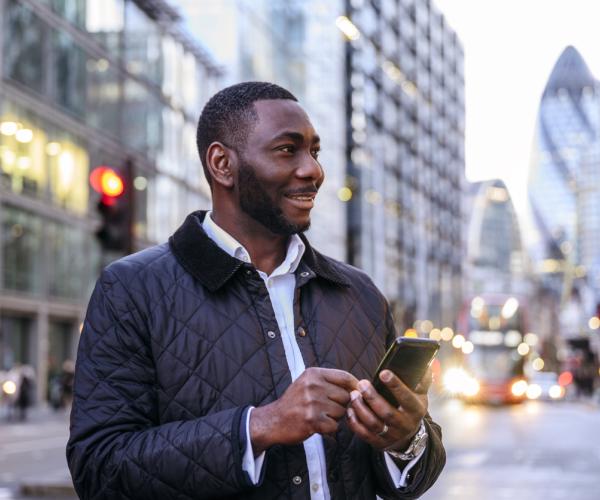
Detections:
[242, 255, 250, 262]
[311, 483, 319, 493]
[267, 331, 276, 339]
[292, 476, 302, 486]
[297, 327, 306, 337]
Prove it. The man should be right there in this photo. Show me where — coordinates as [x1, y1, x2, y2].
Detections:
[67, 82, 445, 499]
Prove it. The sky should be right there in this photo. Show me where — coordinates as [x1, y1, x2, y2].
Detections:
[432, 0, 600, 225]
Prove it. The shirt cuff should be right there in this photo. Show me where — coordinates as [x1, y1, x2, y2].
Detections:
[241, 406, 266, 484]
[383, 440, 427, 487]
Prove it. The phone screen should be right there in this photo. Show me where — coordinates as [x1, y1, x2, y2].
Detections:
[372, 338, 440, 405]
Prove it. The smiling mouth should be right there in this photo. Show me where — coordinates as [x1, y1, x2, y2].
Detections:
[284, 192, 317, 209]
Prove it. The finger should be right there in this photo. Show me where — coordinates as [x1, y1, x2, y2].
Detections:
[377, 371, 423, 414]
[355, 380, 412, 435]
[349, 390, 385, 435]
[346, 407, 381, 446]
[322, 368, 359, 392]
[315, 412, 342, 435]
[325, 384, 354, 407]
[414, 367, 433, 394]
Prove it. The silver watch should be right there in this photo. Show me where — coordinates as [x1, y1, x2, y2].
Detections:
[386, 421, 428, 461]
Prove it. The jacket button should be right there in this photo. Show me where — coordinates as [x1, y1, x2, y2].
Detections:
[297, 327, 306, 337]
[300, 271, 310, 277]
[245, 270, 252, 276]
[267, 331, 276, 339]
[292, 475, 302, 486]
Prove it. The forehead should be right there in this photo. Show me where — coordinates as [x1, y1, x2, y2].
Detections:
[251, 99, 318, 140]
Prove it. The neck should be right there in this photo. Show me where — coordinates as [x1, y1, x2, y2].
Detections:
[210, 208, 290, 275]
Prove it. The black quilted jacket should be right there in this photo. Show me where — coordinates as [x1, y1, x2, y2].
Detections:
[67, 211, 445, 499]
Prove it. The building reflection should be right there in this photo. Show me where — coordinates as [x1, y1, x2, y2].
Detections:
[0, 0, 222, 402]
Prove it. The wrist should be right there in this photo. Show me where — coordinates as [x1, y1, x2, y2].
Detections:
[385, 421, 428, 461]
[249, 403, 280, 455]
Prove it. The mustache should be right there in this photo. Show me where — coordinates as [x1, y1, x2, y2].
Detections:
[284, 186, 319, 196]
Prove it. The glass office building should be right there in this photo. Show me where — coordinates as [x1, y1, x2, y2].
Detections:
[528, 46, 600, 298]
[464, 180, 525, 296]
[0, 0, 222, 400]
[343, 0, 465, 331]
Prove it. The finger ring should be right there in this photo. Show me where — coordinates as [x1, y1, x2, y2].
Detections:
[377, 423, 389, 437]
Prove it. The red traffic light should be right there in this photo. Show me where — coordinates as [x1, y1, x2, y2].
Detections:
[90, 166, 125, 198]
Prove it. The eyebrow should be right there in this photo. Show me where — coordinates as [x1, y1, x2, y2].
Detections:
[270, 131, 321, 144]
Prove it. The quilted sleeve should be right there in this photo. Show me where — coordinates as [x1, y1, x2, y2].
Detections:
[67, 270, 256, 500]
[370, 303, 447, 499]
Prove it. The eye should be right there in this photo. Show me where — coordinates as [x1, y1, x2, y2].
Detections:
[278, 145, 296, 154]
[311, 149, 320, 160]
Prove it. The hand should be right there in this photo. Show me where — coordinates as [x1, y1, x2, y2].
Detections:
[250, 367, 358, 454]
[346, 368, 431, 452]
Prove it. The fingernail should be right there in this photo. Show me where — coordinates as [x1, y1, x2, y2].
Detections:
[347, 407, 354, 419]
[351, 390, 361, 401]
[380, 370, 392, 382]
[358, 380, 369, 393]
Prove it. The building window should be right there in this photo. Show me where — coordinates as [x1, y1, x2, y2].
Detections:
[0, 315, 32, 370]
[3, 0, 46, 94]
[0, 100, 90, 214]
[53, 29, 87, 116]
[2, 206, 44, 294]
[47, 219, 99, 299]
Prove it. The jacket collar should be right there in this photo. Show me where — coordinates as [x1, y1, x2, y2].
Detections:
[169, 210, 350, 292]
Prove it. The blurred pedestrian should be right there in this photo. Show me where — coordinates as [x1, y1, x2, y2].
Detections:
[68, 82, 445, 499]
[15, 365, 34, 421]
[60, 359, 75, 409]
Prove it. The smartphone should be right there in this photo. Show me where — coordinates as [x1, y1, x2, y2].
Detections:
[372, 337, 440, 405]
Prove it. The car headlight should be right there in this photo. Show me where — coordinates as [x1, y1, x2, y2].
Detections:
[526, 383, 542, 400]
[549, 385, 564, 399]
[443, 368, 479, 396]
[511, 380, 528, 397]
[463, 377, 480, 397]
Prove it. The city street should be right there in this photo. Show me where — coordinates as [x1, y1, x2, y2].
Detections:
[0, 408, 74, 499]
[1, 397, 599, 499]
[424, 396, 600, 500]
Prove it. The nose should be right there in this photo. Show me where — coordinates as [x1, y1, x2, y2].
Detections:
[296, 152, 324, 185]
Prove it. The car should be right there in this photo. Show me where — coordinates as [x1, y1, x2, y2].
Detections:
[526, 371, 565, 401]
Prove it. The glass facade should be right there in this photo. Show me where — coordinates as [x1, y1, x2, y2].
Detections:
[344, 0, 465, 330]
[0, 315, 32, 370]
[465, 180, 524, 295]
[528, 46, 600, 300]
[0, 0, 222, 401]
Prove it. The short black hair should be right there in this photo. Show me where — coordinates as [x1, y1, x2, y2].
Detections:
[196, 81, 298, 186]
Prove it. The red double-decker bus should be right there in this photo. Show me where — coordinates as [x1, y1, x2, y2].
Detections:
[446, 293, 531, 404]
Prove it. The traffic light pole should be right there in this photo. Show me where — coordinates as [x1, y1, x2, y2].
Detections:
[124, 157, 135, 255]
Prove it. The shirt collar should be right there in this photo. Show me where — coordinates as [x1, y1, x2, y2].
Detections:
[202, 211, 306, 276]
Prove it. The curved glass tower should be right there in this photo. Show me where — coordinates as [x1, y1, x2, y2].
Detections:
[528, 46, 600, 293]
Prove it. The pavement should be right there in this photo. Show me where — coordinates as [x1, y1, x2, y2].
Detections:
[0, 405, 75, 499]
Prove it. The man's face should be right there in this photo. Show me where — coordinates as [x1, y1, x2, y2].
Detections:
[234, 100, 324, 235]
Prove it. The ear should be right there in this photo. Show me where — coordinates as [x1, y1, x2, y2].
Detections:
[206, 142, 235, 188]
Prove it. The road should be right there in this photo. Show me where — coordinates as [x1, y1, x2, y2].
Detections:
[0, 398, 599, 499]
[423, 396, 600, 500]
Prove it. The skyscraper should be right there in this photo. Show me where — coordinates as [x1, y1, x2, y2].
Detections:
[343, 0, 465, 331]
[464, 179, 525, 296]
[528, 46, 600, 302]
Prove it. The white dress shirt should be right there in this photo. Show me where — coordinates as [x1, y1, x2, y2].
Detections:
[201, 212, 423, 498]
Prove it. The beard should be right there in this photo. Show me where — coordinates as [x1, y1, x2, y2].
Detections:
[238, 160, 311, 236]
